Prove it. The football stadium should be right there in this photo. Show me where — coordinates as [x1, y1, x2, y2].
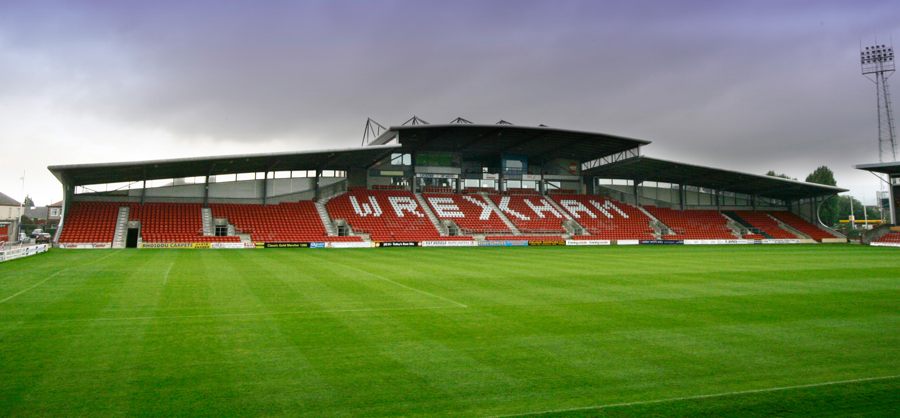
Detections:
[0, 119, 898, 416]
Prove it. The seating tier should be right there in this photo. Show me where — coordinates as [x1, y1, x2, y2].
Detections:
[768, 211, 835, 242]
[211, 202, 360, 243]
[488, 195, 566, 233]
[876, 232, 900, 243]
[130, 202, 238, 243]
[732, 211, 797, 239]
[550, 195, 655, 240]
[645, 207, 736, 240]
[327, 190, 459, 242]
[58, 202, 120, 243]
[422, 194, 511, 234]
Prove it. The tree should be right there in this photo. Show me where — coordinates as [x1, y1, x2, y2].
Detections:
[766, 170, 796, 180]
[805, 166, 836, 186]
[23, 195, 34, 208]
[835, 195, 881, 223]
[805, 166, 839, 226]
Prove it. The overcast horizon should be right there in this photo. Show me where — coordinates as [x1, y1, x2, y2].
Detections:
[1, 0, 898, 206]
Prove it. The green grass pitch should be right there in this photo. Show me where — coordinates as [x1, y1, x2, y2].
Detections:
[0, 245, 898, 416]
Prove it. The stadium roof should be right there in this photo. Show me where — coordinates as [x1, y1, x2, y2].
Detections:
[855, 161, 900, 176]
[371, 124, 650, 163]
[583, 156, 846, 200]
[48, 145, 401, 186]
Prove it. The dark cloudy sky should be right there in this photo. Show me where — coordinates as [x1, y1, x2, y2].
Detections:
[1, 0, 898, 205]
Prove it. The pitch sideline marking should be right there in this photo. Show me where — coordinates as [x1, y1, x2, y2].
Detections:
[341, 263, 469, 308]
[0, 251, 118, 305]
[490, 374, 900, 417]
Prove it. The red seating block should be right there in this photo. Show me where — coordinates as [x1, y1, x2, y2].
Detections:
[211, 201, 359, 243]
[733, 211, 797, 239]
[489, 195, 566, 233]
[423, 193, 510, 234]
[645, 207, 736, 240]
[768, 211, 836, 242]
[876, 232, 900, 243]
[58, 201, 120, 243]
[551, 195, 656, 240]
[327, 190, 466, 242]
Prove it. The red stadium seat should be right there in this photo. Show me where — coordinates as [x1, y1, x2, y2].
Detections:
[875, 232, 900, 243]
[422, 193, 511, 234]
[58, 201, 120, 243]
[768, 211, 837, 242]
[211, 201, 361, 243]
[732, 211, 798, 239]
[644, 207, 737, 240]
[550, 195, 656, 240]
[488, 195, 567, 233]
[327, 190, 468, 241]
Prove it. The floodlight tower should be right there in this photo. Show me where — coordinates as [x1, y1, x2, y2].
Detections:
[861, 43, 897, 162]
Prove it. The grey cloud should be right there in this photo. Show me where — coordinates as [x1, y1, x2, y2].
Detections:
[1, 0, 899, 202]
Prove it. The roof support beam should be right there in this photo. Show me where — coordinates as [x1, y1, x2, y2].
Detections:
[203, 176, 209, 207]
[314, 170, 321, 201]
[364, 148, 398, 170]
[261, 171, 269, 205]
[317, 153, 343, 171]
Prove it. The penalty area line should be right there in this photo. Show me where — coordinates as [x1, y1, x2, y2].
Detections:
[491, 374, 900, 417]
[373, 275, 469, 308]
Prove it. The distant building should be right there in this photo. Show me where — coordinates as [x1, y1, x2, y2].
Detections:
[24, 201, 63, 224]
[0, 191, 23, 242]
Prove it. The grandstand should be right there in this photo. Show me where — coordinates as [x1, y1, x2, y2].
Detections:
[855, 162, 900, 246]
[47, 120, 849, 248]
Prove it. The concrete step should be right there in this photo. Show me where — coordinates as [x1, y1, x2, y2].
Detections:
[315, 201, 338, 236]
[112, 206, 130, 248]
[415, 193, 448, 236]
[766, 213, 810, 239]
[480, 193, 521, 235]
[201, 207, 214, 236]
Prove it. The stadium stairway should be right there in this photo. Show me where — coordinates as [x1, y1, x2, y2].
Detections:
[414, 193, 449, 236]
[422, 192, 515, 235]
[550, 195, 656, 240]
[636, 205, 671, 236]
[211, 201, 354, 243]
[544, 197, 586, 236]
[480, 193, 521, 235]
[722, 211, 769, 239]
[765, 213, 811, 239]
[730, 211, 801, 239]
[768, 211, 839, 242]
[326, 190, 458, 242]
[644, 206, 738, 240]
[201, 207, 214, 236]
[112, 206, 130, 248]
[314, 201, 338, 236]
[489, 194, 568, 233]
